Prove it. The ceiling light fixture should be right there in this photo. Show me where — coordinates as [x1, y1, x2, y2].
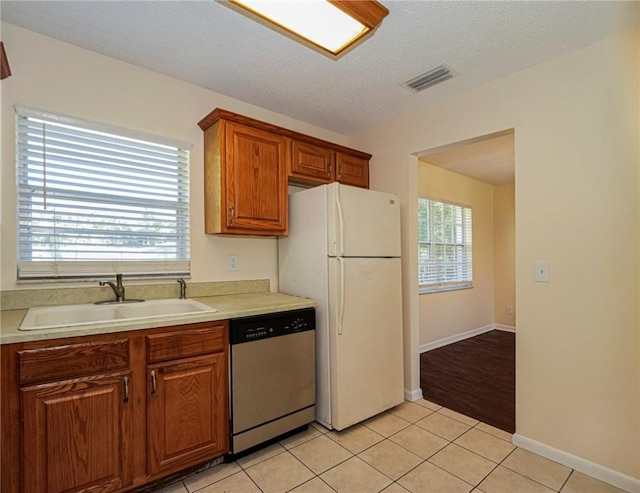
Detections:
[224, 0, 389, 56]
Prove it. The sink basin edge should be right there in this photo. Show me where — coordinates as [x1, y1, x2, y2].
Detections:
[19, 299, 218, 331]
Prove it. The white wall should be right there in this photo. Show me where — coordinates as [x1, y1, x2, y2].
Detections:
[418, 163, 495, 344]
[0, 23, 348, 292]
[351, 28, 640, 480]
[494, 182, 515, 327]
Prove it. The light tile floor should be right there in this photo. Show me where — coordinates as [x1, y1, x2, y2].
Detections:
[155, 400, 628, 493]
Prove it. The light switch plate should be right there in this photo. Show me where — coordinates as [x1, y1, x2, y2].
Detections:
[535, 261, 550, 282]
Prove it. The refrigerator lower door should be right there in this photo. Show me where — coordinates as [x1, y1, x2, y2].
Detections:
[328, 257, 404, 430]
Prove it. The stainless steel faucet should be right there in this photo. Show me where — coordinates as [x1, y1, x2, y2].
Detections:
[177, 278, 187, 299]
[100, 273, 125, 303]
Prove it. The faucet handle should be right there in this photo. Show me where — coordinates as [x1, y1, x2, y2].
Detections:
[177, 278, 187, 299]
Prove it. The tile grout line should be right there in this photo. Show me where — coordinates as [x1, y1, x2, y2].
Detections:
[244, 467, 267, 493]
[427, 443, 502, 490]
[370, 414, 485, 491]
[558, 468, 575, 492]
[283, 474, 338, 493]
[321, 419, 433, 490]
[470, 419, 513, 443]
[495, 444, 570, 492]
[167, 404, 582, 493]
[186, 406, 497, 493]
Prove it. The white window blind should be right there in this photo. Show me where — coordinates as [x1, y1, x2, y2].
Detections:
[16, 107, 190, 281]
[418, 197, 472, 292]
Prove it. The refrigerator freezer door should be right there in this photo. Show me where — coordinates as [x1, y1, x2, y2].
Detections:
[327, 183, 401, 258]
[328, 257, 404, 430]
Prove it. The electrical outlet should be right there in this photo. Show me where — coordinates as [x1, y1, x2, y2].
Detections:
[506, 305, 513, 315]
[228, 255, 238, 272]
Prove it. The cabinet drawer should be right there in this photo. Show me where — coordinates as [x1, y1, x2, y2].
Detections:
[147, 322, 227, 363]
[18, 339, 129, 385]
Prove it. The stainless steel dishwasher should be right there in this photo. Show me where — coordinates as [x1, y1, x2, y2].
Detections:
[229, 308, 316, 453]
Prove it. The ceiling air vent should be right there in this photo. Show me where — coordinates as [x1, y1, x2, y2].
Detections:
[403, 64, 454, 92]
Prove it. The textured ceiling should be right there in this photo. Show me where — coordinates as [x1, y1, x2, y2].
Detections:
[1, 1, 638, 136]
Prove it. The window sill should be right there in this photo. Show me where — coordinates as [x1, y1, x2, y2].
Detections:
[419, 284, 473, 295]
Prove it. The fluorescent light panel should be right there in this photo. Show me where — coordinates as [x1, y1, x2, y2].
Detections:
[229, 0, 387, 55]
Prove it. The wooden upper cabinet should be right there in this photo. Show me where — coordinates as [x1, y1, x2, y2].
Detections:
[336, 152, 370, 189]
[290, 140, 334, 184]
[21, 371, 133, 493]
[201, 113, 288, 236]
[199, 108, 372, 236]
[290, 143, 370, 189]
[225, 122, 288, 234]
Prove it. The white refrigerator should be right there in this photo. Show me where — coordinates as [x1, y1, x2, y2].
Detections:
[279, 182, 404, 430]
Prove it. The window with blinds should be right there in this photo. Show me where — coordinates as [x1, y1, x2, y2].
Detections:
[418, 197, 472, 292]
[16, 107, 190, 281]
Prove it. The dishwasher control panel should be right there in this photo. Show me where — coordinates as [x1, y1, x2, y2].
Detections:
[230, 307, 315, 344]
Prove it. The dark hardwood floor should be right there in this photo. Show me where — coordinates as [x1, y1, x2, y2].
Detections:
[420, 330, 515, 433]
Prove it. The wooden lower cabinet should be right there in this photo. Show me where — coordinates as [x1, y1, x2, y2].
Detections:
[1, 320, 229, 492]
[147, 353, 228, 477]
[21, 372, 133, 493]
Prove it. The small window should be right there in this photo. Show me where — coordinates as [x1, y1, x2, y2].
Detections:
[16, 107, 190, 281]
[418, 197, 472, 293]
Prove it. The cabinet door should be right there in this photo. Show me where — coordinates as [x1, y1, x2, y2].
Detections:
[21, 372, 132, 493]
[336, 152, 370, 189]
[147, 353, 228, 477]
[224, 122, 288, 235]
[290, 140, 334, 183]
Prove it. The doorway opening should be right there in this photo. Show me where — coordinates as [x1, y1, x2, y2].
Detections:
[415, 129, 516, 432]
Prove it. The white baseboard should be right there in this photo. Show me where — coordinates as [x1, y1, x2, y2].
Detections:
[404, 388, 423, 402]
[513, 434, 640, 493]
[419, 324, 517, 353]
[495, 324, 516, 332]
[419, 324, 495, 353]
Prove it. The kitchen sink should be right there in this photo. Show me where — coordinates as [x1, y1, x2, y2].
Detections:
[19, 299, 218, 331]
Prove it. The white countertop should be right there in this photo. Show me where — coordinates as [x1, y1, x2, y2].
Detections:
[0, 292, 316, 345]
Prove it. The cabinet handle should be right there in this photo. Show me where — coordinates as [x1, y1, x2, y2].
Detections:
[328, 163, 332, 177]
[150, 370, 157, 397]
[337, 163, 342, 178]
[229, 204, 235, 224]
[123, 376, 129, 404]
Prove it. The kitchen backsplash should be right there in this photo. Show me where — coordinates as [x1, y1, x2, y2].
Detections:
[0, 279, 270, 311]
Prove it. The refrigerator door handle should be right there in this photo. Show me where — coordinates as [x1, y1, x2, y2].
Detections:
[337, 257, 345, 335]
[336, 185, 344, 257]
